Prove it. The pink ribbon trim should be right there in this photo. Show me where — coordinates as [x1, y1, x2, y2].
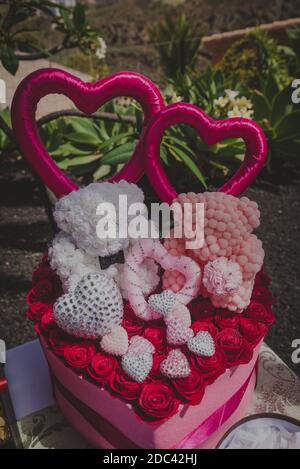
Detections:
[174, 363, 257, 449]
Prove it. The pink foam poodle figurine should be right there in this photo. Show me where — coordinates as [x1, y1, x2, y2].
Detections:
[163, 192, 265, 313]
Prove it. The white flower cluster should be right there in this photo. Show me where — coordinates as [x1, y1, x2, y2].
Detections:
[164, 84, 183, 104]
[54, 181, 146, 257]
[213, 89, 254, 119]
[95, 37, 107, 60]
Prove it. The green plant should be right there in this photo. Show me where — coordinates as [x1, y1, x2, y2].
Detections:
[249, 72, 300, 172]
[0, 0, 104, 75]
[149, 13, 204, 80]
[217, 29, 291, 90]
[39, 100, 140, 184]
[157, 68, 248, 191]
[0, 108, 14, 154]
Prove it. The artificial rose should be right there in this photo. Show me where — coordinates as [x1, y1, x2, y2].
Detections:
[216, 328, 253, 367]
[149, 352, 167, 380]
[251, 286, 273, 307]
[189, 298, 215, 322]
[40, 309, 56, 332]
[122, 303, 144, 337]
[87, 352, 117, 385]
[48, 328, 74, 356]
[172, 367, 205, 404]
[254, 270, 271, 289]
[245, 300, 275, 325]
[138, 381, 180, 421]
[32, 263, 54, 284]
[64, 342, 96, 370]
[191, 350, 226, 385]
[214, 311, 240, 330]
[110, 365, 142, 400]
[26, 277, 61, 305]
[26, 302, 52, 322]
[239, 317, 268, 345]
[191, 321, 218, 338]
[143, 326, 166, 353]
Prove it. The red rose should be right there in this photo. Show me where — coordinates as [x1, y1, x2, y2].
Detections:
[191, 350, 226, 385]
[149, 352, 167, 380]
[216, 328, 253, 367]
[27, 278, 61, 305]
[191, 321, 218, 338]
[122, 303, 144, 337]
[214, 311, 240, 330]
[110, 365, 142, 400]
[40, 309, 56, 332]
[64, 342, 96, 370]
[32, 264, 54, 284]
[34, 323, 42, 335]
[252, 286, 273, 307]
[26, 302, 52, 322]
[172, 367, 205, 404]
[48, 328, 74, 356]
[239, 317, 268, 345]
[255, 270, 271, 289]
[245, 300, 275, 325]
[143, 326, 166, 353]
[138, 381, 180, 421]
[87, 352, 117, 385]
[189, 298, 215, 322]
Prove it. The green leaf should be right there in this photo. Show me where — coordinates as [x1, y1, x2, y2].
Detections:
[264, 72, 280, 103]
[160, 145, 169, 166]
[101, 142, 136, 165]
[93, 164, 111, 181]
[98, 132, 133, 151]
[271, 84, 294, 126]
[169, 146, 207, 189]
[60, 8, 72, 29]
[1, 46, 19, 75]
[51, 143, 91, 157]
[251, 90, 271, 121]
[274, 110, 300, 140]
[67, 131, 99, 147]
[57, 153, 100, 170]
[69, 118, 99, 137]
[73, 3, 86, 29]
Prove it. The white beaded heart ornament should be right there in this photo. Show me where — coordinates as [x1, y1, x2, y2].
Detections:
[53, 271, 156, 380]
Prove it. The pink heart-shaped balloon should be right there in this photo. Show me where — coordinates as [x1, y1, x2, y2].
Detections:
[144, 103, 268, 203]
[11, 68, 164, 197]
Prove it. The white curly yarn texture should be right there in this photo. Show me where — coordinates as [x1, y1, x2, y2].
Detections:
[53, 181, 146, 257]
[49, 231, 100, 292]
[48, 231, 159, 299]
